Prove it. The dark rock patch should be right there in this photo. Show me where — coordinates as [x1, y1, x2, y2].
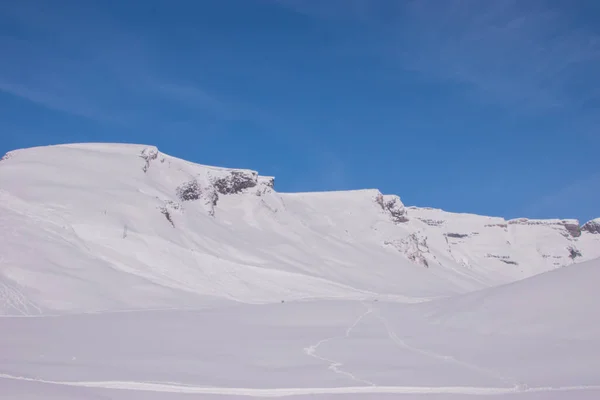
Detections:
[445, 233, 469, 239]
[568, 246, 582, 260]
[582, 219, 600, 234]
[212, 171, 258, 195]
[140, 148, 159, 173]
[375, 194, 408, 223]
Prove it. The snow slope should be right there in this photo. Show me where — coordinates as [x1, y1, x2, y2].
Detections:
[420, 257, 600, 339]
[1, 143, 599, 315]
[2, 259, 600, 398]
[1, 143, 600, 399]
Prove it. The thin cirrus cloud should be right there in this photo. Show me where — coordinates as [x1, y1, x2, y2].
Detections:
[278, 0, 600, 115]
[0, 0, 342, 188]
[396, 0, 600, 114]
[275, 0, 599, 219]
[0, 1, 240, 128]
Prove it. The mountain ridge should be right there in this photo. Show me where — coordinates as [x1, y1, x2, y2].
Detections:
[1, 142, 599, 315]
[5, 142, 597, 227]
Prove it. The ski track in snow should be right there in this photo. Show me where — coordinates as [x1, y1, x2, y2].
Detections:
[373, 307, 519, 387]
[0, 280, 42, 316]
[303, 303, 376, 386]
[0, 302, 598, 397]
[1, 373, 599, 397]
[304, 301, 519, 389]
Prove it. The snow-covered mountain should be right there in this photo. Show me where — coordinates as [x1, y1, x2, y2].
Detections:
[1, 143, 599, 315]
[2, 143, 600, 399]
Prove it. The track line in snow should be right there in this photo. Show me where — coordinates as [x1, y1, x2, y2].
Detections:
[303, 303, 376, 386]
[0, 280, 42, 316]
[373, 307, 519, 387]
[1, 373, 599, 397]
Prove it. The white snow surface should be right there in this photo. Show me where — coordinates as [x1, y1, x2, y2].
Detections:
[1, 143, 598, 314]
[1, 143, 599, 399]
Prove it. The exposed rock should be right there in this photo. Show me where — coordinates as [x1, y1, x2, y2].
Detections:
[375, 193, 408, 223]
[485, 254, 518, 265]
[385, 232, 430, 267]
[1, 151, 14, 162]
[139, 147, 159, 173]
[568, 246, 582, 260]
[417, 218, 445, 227]
[259, 176, 274, 189]
[176, 180, 202, 202]
[445, 233, 469, 239]
[508, 218, 581, 238]
[582, 218, 600, 234]
[176, 180, 218, 216]
[486, 254, 510, 260]
[256, 176, 275, 196]
[484, 223, 508, 228]
[212, 171, 258, 195]
[159, 207, 175, 227]
[563, 221, 582, 238]
[157, 200, 181, 228]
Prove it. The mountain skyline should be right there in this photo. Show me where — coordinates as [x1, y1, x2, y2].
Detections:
[2, 141, 599, 316]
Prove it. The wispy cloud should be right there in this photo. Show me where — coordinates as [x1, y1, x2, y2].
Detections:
[393, 1, 600, 218]
[0, 80, 109, 121]
[0, 2, 140, 123]
[0, 1, 246, 127]
[396, 0, 600, 113]
[153, 83, 233, 119]
[278, 0, 600, 114]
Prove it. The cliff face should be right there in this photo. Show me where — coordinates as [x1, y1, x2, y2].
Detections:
[582, 218, 600, 234]
[1, 143, 599, 315]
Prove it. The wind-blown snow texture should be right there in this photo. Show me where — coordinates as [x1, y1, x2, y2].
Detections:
[1, 143, 599, 399]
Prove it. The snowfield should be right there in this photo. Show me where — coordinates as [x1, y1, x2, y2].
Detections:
[1, 143, 599, 399]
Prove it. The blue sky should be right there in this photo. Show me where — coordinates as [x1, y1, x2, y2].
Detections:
[1, 0, 599, 223]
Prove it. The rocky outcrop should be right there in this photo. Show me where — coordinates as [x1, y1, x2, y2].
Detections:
[508, 218, 581, 238]
[568, 246, 582, 260]
[174, 170, 274, 217]
[256, 176, 275, 196]
[158, 201, 181, 228]
[177, 180, 203, 202]
[385, 232, 431, 267]
[1, 151, 14, 162]
[211, 171, 258, 195]
[418, 218, 445, 227]
[486, 254, 518, 265]
[484, 223, 508, 228]
[176, 180, 218, 216]
[445, 232, 469, 239]
[563, 221, 582, 238]
[139, 147, 159, 173]
[582, 218, 600, 234]
[376, 193, 408, 223]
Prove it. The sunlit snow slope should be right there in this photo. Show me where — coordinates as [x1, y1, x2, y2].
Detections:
[1, 143, 599, 315]
[2, 259, 600, 398]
